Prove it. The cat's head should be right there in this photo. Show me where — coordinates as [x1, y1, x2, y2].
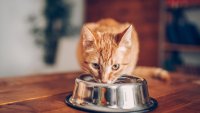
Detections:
[80, 25, 133, 84]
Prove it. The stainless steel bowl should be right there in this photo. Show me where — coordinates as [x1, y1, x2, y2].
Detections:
[65, 74, 157, 112]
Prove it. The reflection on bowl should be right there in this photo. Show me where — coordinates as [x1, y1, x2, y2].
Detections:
[65, 74, 157, 112]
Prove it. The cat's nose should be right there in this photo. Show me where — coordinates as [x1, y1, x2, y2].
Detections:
[101, 73, 110, 83]
[101, 80, 107, 83]
[101, 79, 112, 84]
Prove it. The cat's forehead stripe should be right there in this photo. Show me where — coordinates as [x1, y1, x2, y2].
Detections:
[97, 33, 116, 64]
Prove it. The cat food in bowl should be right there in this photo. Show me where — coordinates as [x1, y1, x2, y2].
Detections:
[65, 74, 157, 113]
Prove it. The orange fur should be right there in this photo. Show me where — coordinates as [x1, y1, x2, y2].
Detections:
[77, 19, 170, 83]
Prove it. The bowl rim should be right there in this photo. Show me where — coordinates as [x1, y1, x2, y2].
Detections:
[76, 74, 146, 87]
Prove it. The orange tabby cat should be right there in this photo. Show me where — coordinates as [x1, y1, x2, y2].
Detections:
[77, 19, 170, 83]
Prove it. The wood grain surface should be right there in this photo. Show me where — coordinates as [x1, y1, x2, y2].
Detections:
[0, 72, 199, 113]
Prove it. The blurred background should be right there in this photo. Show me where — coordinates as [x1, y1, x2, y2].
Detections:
[0, 0, 200, 77]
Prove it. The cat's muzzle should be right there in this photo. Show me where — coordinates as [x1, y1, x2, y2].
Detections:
[65, 74, 157, 112]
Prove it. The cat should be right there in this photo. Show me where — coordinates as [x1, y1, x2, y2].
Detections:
[77, 18, 170, 84]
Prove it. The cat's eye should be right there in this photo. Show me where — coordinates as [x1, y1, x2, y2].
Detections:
[112, 64, 120, 70]
[91, 63, 100, 69]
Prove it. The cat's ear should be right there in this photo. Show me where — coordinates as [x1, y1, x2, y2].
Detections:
[81, 26, 96, 52]
[116, 25, 133, 49]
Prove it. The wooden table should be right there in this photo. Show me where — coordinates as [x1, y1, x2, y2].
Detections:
[0, 72, 200, 113]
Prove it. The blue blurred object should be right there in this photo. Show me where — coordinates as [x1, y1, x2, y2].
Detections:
[166, 8, 200, 45]
[44, 0, 71, 64]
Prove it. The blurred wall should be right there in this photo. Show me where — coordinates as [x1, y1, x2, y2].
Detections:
[185, 9, 200, 31]
[0, 0, 84, 77]
[85, 0, 160, 66]
[0, 0, 45, 76]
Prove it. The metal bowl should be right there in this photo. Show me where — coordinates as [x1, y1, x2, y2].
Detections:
[65, 74, 157, 112]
